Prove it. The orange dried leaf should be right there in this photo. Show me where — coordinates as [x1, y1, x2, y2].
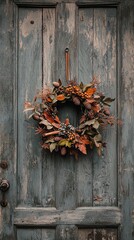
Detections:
[85, 88, 96, 97]
[80, 136, 90, 145]
[46, 97, 52, 103]
[78, 144, 87, 154]
[56, 94, 65, 101]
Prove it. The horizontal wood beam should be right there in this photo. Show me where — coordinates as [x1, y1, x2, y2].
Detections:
[14, 0, 120, 7]
[14, 207, 121, 227]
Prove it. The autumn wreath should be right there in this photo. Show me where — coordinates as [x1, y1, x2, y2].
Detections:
[24, 79, 115, 158]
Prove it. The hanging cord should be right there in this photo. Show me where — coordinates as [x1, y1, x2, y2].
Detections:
[65, 48, 70, 83]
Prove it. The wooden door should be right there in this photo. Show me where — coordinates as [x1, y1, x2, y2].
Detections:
[0, 0, 134, 239]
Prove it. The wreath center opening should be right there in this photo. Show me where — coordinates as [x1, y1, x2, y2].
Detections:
[57, 101, 81, 128]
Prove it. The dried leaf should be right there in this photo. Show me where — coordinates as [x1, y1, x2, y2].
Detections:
[24, 101, 33, 108]
[39, 120, 53, 130]
[93, 120, 100, 129]
[94, 134, 102, 147]
[56, 94, 65, 101]
[79, 119, 95, 129]
[43, 112, 54, 124]
[50, 143, 57, 152]
[97, 144, 102, 156]
[59, 139, 72, 148]
[79, 136, 90, 145]
[85, 87, 96, 96]
[55, 115, 61, 123]
[83, 83, 94, 92]
[80, 115, 86, 124]
[92, 104, 101, 113]
[78, 144, 87, 154]
[103, 97, 115, 106]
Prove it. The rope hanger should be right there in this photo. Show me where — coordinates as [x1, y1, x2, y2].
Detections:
[65, 48, 70, 82]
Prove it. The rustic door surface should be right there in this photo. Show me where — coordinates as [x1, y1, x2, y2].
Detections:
[0, 0, 134, 239]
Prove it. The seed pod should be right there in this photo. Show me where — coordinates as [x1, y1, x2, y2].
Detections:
[54, 136, 62, 141]
[61, 147, 67, 156]
[72, 96, 80, 106]
[83, 101, 91, 110]
[32, 114, 40, 121]
[53, 82, 60, 87]
[104, 107, 110, 116]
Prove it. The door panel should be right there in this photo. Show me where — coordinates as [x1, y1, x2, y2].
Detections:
[17, 228, 55, 240]
[78, 229, 117, 240]
[0, 0, 134, 239]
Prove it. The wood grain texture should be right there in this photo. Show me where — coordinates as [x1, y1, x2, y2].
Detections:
[78, 228, 117, 240]
[0, 0, 16, 239]
[92, 8, 117, 206]
[14, 207, 121, 226]
[18, 8, 42, 207]
[42, 229, 55, 240]
[17, 228, 42, 240]
[77, 8, 93, 207]
[55, 3, 77, 211]
[14, 0, 120, 5]
[56, 3, 77, 83]
[119, 1, 134, 239]
[41, 8, 56, 208]
[17, 228, 55, 240]
[1, 1, 134, 239]
[43, 8, 55, 86]
[56, 225, 78, 240]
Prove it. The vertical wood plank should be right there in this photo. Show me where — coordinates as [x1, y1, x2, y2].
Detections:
[56, 3, 77, 84]
[42, 8, 56, 207]
[43, 8, 55, 86]
[0, 1, 16, 239]
[120, 1, 134, 239]
[92, 8, 117, 206]
[56, 225, 78, 240]
[18, 8, 42, 206]
[77, 8, 93, 207]
[55, 3, 77, 210]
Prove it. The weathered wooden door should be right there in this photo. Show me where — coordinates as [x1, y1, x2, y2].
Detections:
[0, 0, 134, 239]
